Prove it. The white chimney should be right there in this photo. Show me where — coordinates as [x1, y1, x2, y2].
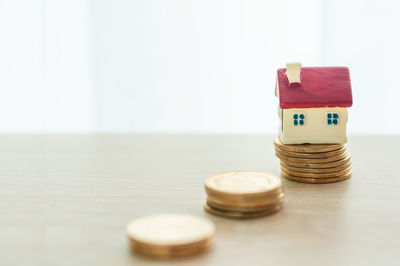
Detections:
[285, 62, 302, 84]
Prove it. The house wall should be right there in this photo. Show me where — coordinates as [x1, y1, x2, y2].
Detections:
[280, 107, 348, 144]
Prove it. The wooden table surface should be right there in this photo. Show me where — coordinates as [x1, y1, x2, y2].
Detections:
[1, 134, 399, 266]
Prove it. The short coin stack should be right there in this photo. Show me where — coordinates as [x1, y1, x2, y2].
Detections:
[204, 170, 284, 218]
[274, 137, 352, 184]
[126, 214, 215, 258]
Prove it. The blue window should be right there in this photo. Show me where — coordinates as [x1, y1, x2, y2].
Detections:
[327, 113, 339, 125]
[293, 113, 305, 126]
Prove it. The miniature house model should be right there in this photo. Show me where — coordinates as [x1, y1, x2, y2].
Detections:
[275, 63, 353, 144]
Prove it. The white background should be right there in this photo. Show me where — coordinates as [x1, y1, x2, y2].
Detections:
[1, 0, 399, 134]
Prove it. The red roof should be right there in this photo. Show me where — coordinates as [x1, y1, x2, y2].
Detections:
[276, 67, 353, 109]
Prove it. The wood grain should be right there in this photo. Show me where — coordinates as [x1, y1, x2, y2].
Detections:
[0, 134, 399, 266]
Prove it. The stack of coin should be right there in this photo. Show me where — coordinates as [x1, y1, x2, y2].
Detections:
[126, 214, 215, 258]
[274, 137, 352, 184]
[204, 170, 284, 218]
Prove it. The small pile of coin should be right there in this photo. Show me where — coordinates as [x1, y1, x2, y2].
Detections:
[274, 137, 352, 184]
[126, 214, 215, 258]
[204, 170, 284, 218]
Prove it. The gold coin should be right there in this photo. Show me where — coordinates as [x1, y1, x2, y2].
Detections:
[280, 155, 351, 169]
[206, 193, 285, 212]
[281, 166, 351, 178]
[205, 187, 284, 205]
[204, 202, 282, 219]
[276, 152, 348, 163]
[281, 171, 352, 184]
[130, 238, 213, 258]
[126, 214, 215, 258]
[206, 191, 285, 208]
[275, 146, 346, 159]
[205, 170, 282, 196]
[281, 161, 351, 174]
[130, 237, 212, 252]
[274, 137, 344, 153]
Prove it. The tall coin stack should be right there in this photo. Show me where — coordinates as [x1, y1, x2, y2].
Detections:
[204, 170, 284, 218]
[274, 137, 352, 184]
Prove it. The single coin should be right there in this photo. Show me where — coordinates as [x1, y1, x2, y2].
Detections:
[206, 194, 284, 212]
[126, 214, 215, 252]
[281, 166, 351, 178]
[130, 238, 213, 258]
[280, 155, 351, 169]
[205, 187, 284, 203]
[276, 152, 348, 164]
[205, 170, 282, 196]
[206, 192, 285, 209]
[281, 171, 352, 184]
[281, 161, 351, 173]
[274, 137, 344, 153]
[204, 202, 282, 219]
[275, 147, 346, 159]
[130, 237, 212, 252]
